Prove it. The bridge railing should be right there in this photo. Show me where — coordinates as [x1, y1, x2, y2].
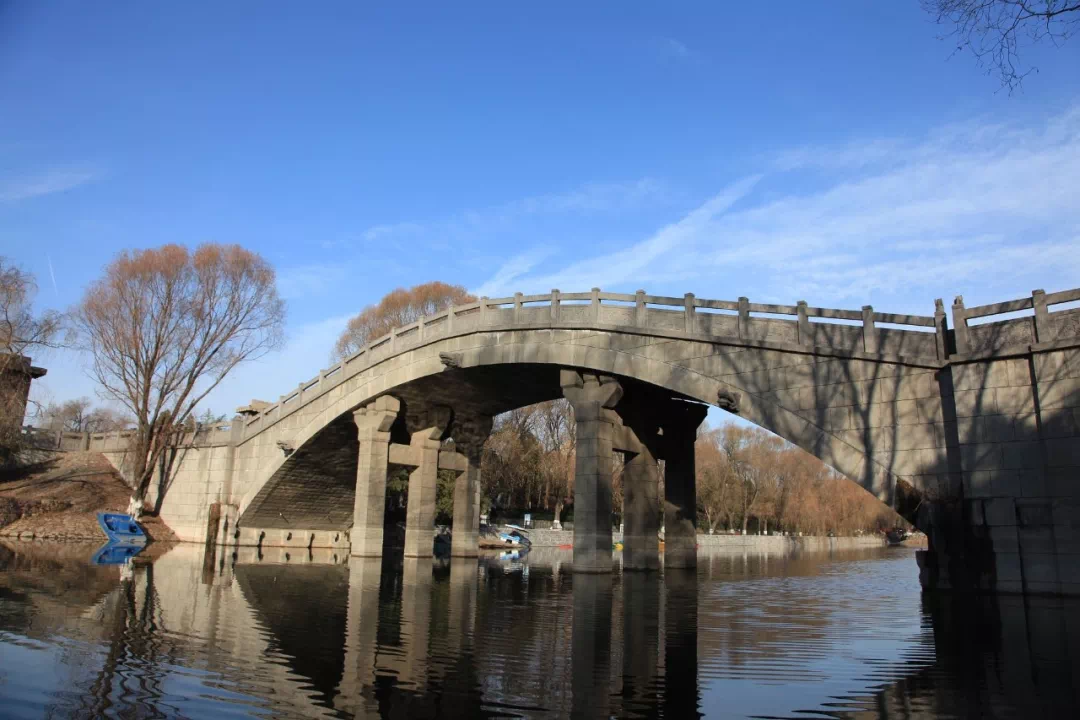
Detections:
[952, 287, 1080, 356]
[240, 288, 947, 432]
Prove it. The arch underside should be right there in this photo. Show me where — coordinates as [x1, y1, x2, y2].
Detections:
[238, 329, 945, 530]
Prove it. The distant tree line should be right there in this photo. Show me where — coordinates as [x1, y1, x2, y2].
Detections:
[477, 411, 901, 536]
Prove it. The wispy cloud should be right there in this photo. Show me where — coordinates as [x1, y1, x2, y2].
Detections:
[653, 36, 695, 62]
[477, 106, 1080, 310]
[349, 178, 667, 251]
[0, 168, 97, 203]
[276, 263, 349, 300]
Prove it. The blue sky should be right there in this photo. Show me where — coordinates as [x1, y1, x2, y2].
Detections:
[3, 1, 1079, 417]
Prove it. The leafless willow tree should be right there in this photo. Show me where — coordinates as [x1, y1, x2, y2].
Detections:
[0, 258, 63, 454]
[333, 281, 474, 360]
[923, 0, 1080, 89]
[75, 244, 285, 517]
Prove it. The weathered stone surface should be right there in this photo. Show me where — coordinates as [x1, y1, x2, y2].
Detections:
[80, 285, 1080, 596]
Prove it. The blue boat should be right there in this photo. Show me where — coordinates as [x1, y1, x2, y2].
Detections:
[96, 513, 148, 545]
[91, 541, 145, 566]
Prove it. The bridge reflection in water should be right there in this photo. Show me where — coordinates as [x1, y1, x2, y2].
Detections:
[1, 542, 1079, 718]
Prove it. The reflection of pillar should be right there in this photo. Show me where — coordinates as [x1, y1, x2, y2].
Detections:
[662, 401, 708, 569]
[663, 568, 700, 717]
[451, 417, 493, 557]
[622, 441, 661, 571]
[621, 572, 660, 707]
[351, 397, 400, 557]
[398, 556, 434, 688]
[403, 408, 451, 559]
[336, 556, 383, 717]
[562, 370, 623, 573]
[571, 573, 614, 718]
[446, 557, 479, 655]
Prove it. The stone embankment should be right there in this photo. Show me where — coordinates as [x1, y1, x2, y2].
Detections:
[0, 452, 175, 543]
[521, 528, 885, 551]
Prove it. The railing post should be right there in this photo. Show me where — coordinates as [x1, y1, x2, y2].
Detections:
[934, 298, 949, 360]
[417, 315, 425, 341]
[480, 296, 488, 326]
[861, 305, 878, 354]
[591, 287, 601, 324]
[1032, 289, 1050, 343]
[635, 289, 646, 327]
[447, 305, 456, 332]
[390, 327, 397, 352]
[551, 289, 560, 323]
[952, 296, 969, 355]
[738, 297, 750, 338]
[683, 293, 696, 333]
[796, 301, 811, 346]
[297, 381, 305, 403]
[513, 292, 523, 324]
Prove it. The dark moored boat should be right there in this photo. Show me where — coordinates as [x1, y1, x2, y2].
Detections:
[96, 513, 148, 545]
[885, 528, 910, 546]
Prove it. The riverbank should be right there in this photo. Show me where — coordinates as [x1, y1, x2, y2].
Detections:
[0, 451, 176, 543]
[522, 528, 885, 550]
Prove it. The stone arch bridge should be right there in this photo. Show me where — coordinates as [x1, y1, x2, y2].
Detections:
[90, 287, 1080, 594]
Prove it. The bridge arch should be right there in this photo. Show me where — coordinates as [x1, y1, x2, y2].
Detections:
[236, 325, 937, 537]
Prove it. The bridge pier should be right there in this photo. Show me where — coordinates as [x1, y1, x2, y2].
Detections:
[403, 408, 451, 559]
[450, 416, 493, 557]
[562, 370, 623, 573]
[350, 397, 400, 558]
[661, 401, 708, 569]
[615, 393, 664, 572]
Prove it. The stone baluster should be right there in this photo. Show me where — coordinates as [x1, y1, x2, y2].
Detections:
[862, 305, 878, 354]
[934, 298, 949, 360]
[1032, 289, 1050, 342]
[952, 296, 969, 355]
[738, 296, 750, 338]
[797, 300, 811, 346]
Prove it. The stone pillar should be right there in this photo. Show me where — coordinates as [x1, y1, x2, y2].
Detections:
[661, 401, 708, 569]
[621, 430, 661, 572]
[403, 407, 451, 558]
[451, 416, 493, 558]
[562, 369, 623, 573]
[350, 396, 400, 557]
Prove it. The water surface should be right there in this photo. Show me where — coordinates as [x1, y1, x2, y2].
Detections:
[1, 541, 1077, 718]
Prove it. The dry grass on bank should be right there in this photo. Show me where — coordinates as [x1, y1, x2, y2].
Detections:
[0, 452, 177, 544]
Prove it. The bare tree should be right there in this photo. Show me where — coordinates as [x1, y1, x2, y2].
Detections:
[75, 244, 285, 517]
[42, 398, 131, 433]
[923, 0, 1080, 89]
[333, 281, 474, 360]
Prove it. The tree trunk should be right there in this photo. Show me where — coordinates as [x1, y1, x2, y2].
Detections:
[553, 500, 563, 530]
[742, 513, 748, 535]
[763, 518, 768, 535]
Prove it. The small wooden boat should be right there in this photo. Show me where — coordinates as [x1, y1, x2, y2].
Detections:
[97, 513, 148, 545]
